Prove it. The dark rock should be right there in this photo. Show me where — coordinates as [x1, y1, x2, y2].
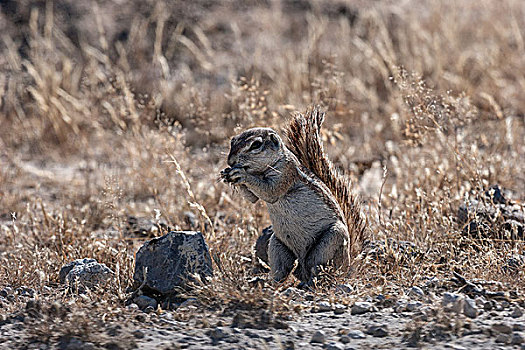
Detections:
[125, 215, 171, 237]
[143, 306, 155, 313]
[339, 335, 350, 344]
[405, 301, 421, 312]
[247, 277, 266, 287]
[512, 332, 524, 345]
[244, 330, 260, 338]
[504, 220, 524, 238]
[282, 287, 303, 297]
[512, 307, 524, 318]
[16, 286, 35, 297]
[458, 186, 524, 239]
[335, 284, 353, 294]
[273, 319, 289, 329]
[207, 327, 229, 343]
[106, 326, 121, 337]
[503, 254, 525, 273]
[493, 323, 513, 334]
[365, 325, 388, 337]
[310, 330, 325, 343]
[283, 340, 295, 350]
[403, 327, 421, 347]
[485, 185, 508, 204]
[179, 297, 198, 308]
[255, 226, 273, 265]
[103, 342, 122, 350]
[133, 295, 158, 311]
[59, 258, 96, 284]
[58, 336, 94, 350]
[495, 333, 511, 344]
[442, 292, 464, 313]
[0, 287, 12, 298]
[133, 231, 213, 295]
[262, 335, 274, 342]
[25, 299, 41, 318]
[60, 259, 113, 292]
[132, 330, 145, 339]
[334, 304, 346, 315]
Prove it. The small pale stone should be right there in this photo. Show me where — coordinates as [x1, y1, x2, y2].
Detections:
[325, 343, 343, 350]
[316, 301, 332, 312]
[442, 293, 464, 314]
[406, 301, 422, 312]
[335, 284, 353, 294]
[475, 296, 486, 307]
[282, 287, 302, 297]
[208, 327, 229, 340]
[126, 303, 139, 311]
[334, 304, 346, 315]
[347, 330, 366, 339]
[351, 301, 373, 315]
[463, 298, 478, 318]
[408, 286, 424, 298]
[442, 292, 461, 305]
[310, 330, 325, 343]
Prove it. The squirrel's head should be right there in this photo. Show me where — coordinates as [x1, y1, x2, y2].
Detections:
[227, 128, 284, 173]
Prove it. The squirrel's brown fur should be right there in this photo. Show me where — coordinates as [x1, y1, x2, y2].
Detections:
[285, 107, 367, 256]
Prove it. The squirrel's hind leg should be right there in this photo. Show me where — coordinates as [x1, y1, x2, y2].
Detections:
[268, 235, 296, 283]
[302, 222, 350, 283]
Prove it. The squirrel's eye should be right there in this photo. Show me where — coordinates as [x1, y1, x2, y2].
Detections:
[248, 140, 263, 152]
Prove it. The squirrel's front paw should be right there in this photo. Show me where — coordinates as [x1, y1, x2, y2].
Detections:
[220, 166, 248, 184]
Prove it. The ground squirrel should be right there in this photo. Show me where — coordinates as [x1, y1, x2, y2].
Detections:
[221, 107, 366, 285]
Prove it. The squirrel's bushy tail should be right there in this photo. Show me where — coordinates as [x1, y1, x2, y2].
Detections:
[285, 106, 367, 256]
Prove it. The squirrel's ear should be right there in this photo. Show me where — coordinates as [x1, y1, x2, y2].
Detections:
[269, 133, 280, 149]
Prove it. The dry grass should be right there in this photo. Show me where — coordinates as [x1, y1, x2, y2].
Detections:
[1, 0, 524, 344]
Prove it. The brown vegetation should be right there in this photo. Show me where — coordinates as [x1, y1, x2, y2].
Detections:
[0, 0, 524, 346]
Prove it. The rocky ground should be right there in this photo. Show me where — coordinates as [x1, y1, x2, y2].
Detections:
[2, 274, 525, 349]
